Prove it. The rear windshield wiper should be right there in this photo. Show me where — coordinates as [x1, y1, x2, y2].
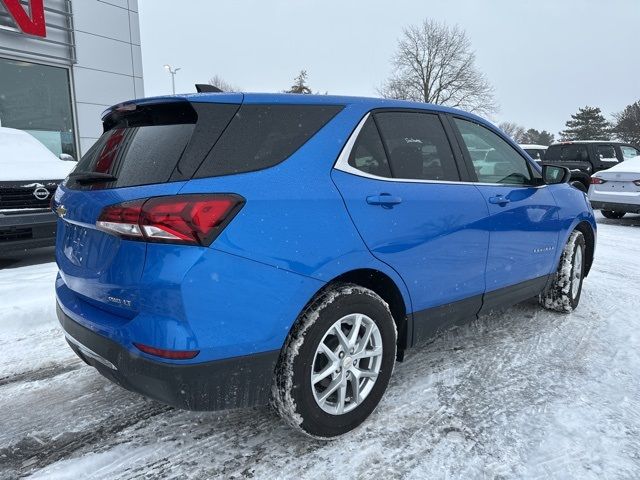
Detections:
[68, 172, 118, 184]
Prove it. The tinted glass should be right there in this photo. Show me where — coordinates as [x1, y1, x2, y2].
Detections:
[621, 146, 640, 159]
[597, 145, 617, 160]
[544, 144, 588, 162]
[73, 123, 195, 189]
[375, 112, 459, 181]
[195, 104, 343, 178]
[454, 118, 533, 185]
[70, 102, 239, 190]
[0, 58, 76, 159]
[348, 117, 392, 178]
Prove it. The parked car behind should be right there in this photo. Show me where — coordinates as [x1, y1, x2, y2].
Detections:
[54, 93, 596, 438]
[589, 155, 640, 218]
[543, 141, 640, 192]
[520, 144, 547, 162]
[0, 127, 75, 255]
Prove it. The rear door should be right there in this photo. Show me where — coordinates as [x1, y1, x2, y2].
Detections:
[450, 116, 561, 305]
[332, 110, 490, 343]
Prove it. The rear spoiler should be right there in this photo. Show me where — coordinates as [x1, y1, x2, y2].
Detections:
[195, 84, 223, 93]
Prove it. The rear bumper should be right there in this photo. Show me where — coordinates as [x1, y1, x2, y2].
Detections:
[590, 200, 640, 214]
[0, 210, 56, 253]
[57, 302, 280, 411]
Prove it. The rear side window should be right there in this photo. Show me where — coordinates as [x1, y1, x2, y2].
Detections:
[597, 145, 617, 161]
[348, 117, 392, 178]
[544, 144, 588, 162]
[374, 112, 460, 181]
[195, 104, 343, 178]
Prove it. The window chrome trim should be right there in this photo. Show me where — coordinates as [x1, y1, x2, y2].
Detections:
[333, 112, 548, 189]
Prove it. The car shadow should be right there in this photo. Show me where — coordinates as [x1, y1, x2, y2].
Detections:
[595, 212, 640, 227]
[0, 247, 56, 269]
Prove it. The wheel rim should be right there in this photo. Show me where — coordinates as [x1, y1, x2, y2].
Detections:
[572, 246, 583, 299]
[311, 313, 383, 415]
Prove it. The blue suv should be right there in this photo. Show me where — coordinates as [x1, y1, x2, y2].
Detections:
[54, 93, 596, 438]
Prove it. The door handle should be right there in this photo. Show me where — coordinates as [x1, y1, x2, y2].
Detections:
[488, 195, 510, 206]
[366, 193, 403, 208]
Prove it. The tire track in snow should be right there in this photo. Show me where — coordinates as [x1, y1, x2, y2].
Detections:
[0, 360, 83, 388]
[0, 402, 172, 478]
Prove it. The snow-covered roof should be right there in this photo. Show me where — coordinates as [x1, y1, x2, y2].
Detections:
[0, 127, 75, 182]
[595, 156, 640, 175]
[550, 140, 624, 145]
[519, 144, 548, 149]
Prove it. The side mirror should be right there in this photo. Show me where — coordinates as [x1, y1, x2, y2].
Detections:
[59, 153, 76, 162]
[543, 164, 571, 185]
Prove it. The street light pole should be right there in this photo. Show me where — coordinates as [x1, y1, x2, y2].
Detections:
[163, 64, 181, 95]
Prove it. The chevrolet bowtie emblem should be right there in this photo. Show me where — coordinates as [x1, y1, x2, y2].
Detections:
[56, 205, 67, 218]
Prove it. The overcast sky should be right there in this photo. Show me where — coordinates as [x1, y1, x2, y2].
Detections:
[138, 0, 639, 136]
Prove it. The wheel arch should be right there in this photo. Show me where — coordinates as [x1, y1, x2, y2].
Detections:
[574, 220, 596, 276]
[288, 268, 412, 361]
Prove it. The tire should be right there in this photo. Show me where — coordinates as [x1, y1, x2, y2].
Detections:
[539, 230, 586, 313]
[601, 210, 626, 219]
[271, 283, 397, 439]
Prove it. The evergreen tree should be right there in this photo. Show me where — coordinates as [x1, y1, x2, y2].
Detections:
[559, 106, 612, 141]
[613, 100, 640, 146]
[522, 128, 555, 145]
[286, 70, 312, 94]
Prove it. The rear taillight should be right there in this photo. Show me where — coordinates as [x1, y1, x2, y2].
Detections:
[97, 194, 244, 246]
[590, 177, 606, 184]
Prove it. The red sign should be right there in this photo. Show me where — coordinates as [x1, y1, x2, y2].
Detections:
[3, 0, 46, 37]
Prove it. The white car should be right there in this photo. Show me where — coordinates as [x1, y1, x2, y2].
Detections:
[588, 155, 640, 219]
[519, 144, 547, 163]
[0, 127, 76, 253]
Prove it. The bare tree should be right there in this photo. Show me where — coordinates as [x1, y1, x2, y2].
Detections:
[499, 122, 527, 143]
[379, 19, 498, 115]
[208, 74, 241, 92]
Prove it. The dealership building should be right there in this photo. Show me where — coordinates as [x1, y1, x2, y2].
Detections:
[0, 0, 144, 159]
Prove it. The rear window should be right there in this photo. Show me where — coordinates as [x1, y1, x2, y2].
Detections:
[70, 101, 239, 190]
[194, 104, 343, 178]
[544, 144, 588, 162]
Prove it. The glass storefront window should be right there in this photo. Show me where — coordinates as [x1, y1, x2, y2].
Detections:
[0, 57, 77, 160]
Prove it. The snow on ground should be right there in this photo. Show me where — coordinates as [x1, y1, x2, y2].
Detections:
[1, 214, 640, 479]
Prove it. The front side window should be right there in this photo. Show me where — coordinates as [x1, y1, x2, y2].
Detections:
[454, 118, 533, 185]
[374, 112, 459, 181]
[597, 145, 617, 161]
[621, 145, 640, 159]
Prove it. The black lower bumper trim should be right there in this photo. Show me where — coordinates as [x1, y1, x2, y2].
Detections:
[57, 303, 280, 411]
[590, 201, 640, 214]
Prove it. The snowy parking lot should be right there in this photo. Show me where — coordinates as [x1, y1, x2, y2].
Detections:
[1, 214, 639, 480]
